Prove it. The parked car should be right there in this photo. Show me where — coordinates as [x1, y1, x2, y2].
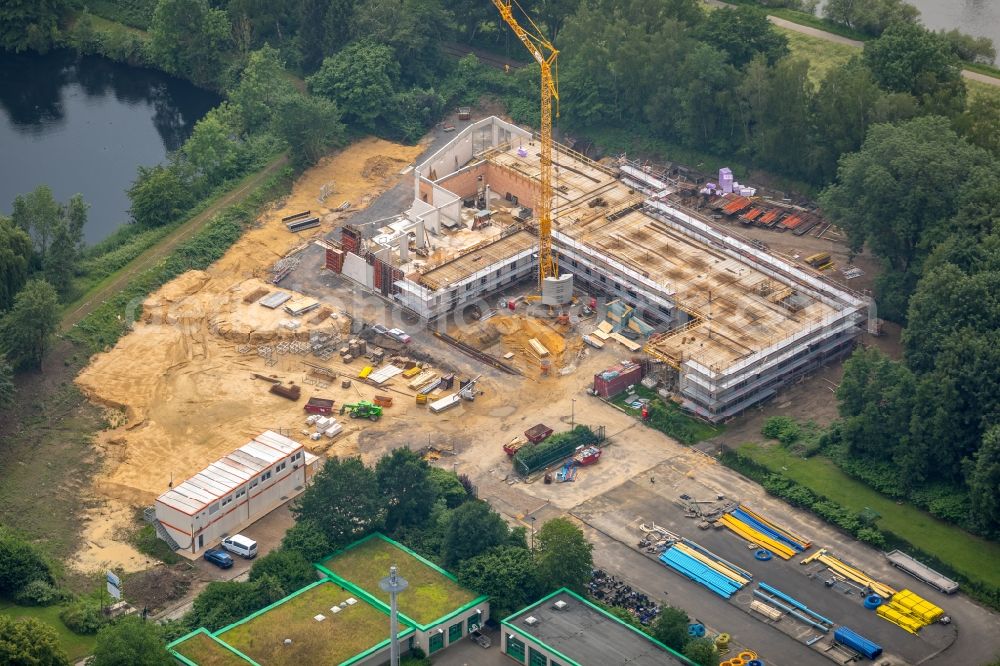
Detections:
[221, 534, 258, 559]
[204, 548, 234, 569]
[372, 324, 389, 335]
[388, 328, 412, 343]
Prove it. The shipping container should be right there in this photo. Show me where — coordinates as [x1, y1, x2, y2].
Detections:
[833, 627, 881, 659]
[593, 361, 644, 398]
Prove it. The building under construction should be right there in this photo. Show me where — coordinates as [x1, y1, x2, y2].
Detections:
[320, 117, 867, 422]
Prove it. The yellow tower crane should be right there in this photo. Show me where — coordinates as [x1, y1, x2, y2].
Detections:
[490, 0, 559, 289]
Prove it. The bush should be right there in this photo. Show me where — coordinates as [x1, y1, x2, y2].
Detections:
[60, 597, 108, 635]
[129, 525, 181, 565]
[762, 416, 801, 445]
[0, 527, 54, 596]
[14, 579, 64, 606]
[513, 426, 600, 474]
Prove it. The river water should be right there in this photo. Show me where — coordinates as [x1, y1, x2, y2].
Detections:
[0, 50, 220, 244]
[906, 0, 1000, 59]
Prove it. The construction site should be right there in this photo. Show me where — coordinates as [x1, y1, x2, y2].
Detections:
[314, 115, 868, 421]
[66, 5, 1000, 666]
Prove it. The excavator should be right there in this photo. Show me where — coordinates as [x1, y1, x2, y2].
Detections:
[339, 401, 383, 421]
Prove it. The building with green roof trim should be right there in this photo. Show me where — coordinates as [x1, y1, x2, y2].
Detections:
[167, 533, 488, 664]
[501, 588, 696, 666]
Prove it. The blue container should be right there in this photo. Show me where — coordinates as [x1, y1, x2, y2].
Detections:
[834, 627, 882, 659]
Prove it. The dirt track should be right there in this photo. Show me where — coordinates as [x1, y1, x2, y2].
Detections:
[60, 153, 290, 333]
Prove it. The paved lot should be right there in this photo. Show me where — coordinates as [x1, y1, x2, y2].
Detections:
[270, 109, 1000, 666]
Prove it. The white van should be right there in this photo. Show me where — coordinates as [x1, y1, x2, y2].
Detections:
[221, 534, 258, 559]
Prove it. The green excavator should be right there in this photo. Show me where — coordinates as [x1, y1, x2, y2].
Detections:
[340, 401, 383, 421]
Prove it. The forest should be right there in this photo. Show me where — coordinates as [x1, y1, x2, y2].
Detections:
[1, 0, 999, 580]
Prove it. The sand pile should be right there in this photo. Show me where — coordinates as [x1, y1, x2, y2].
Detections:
[72, 137, 424, 571]
[361, 155, 407, 181]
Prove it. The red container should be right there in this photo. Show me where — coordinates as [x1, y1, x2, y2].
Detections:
[593, 362, 644, 398]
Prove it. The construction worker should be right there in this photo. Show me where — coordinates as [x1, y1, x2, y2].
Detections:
[504, 63, 511, 74]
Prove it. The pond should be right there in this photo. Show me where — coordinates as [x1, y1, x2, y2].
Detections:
[0, 50, 220, 244]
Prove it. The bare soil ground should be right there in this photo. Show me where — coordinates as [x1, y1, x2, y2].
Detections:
[72, 138, 424, 572]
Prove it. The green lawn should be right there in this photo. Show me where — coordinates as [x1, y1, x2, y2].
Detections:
[171, 630, 251, 666]
[779, 27, 859, 85]
[738, 443, 1000, 588]
[0, 602, 97, 662]
[321, 536, 477, 625]
[217, 582, 396, 666]
[612, 385, 720, 445]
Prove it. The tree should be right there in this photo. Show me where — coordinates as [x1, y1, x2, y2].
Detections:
[836, 347, 916, 461]
[183, 111, 242, 186]
[0, 356, 14, 409]
[351, 0, 450, 84]
[819, 116, 994, 319]
[11, 185, 61, 259]
[230, 46, 297, 134]
[697, 5, 788, 67]
[281, 519, 333, 562]
[308, 41, 400, 130]
[651, 606, 689, 651]
[533, 518, 592, 593]
[0, 527, 53, 596]
[296, 0, 356, 71]
[441, 500, 509, 566]
[291, 457, 386, 550]
[530, 0, 582, 41]
[149, 0, 231, 86]
[823, 0, 919, 36]
[738, 56, 813, 176]
[937, 28, 996, 65]
[249, 548, 317, 592]
[65, 194, 87, 250]
[0, 217, 32, 312]
[428, 467, 469, 508]
[89, 616, 172, 666]
[0, 0, 66, 54]
[127, 165, 194, 228]
[0, 615, 68, 666]
[969, 426, 1000, 534]
[670, 43, 740, 154]
[43, 217, 76, 296]
[376, 448, 436, 529]
[457, 546, 538, 617]
[863, 23, 965, 115]
[683, 637, 718, 666]
[810, 57, 899, 183]
[188, 575, 285, 631]
[272, 94, 346, 169]
[0, 279, 60, 370]
[955, 91, 1000, 157]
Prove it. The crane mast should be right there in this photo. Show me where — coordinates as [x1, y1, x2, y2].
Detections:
[490, 0, 559, 288]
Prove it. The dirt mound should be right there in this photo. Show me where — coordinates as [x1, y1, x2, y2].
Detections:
[361, 155, 407, 180]
[124, 565, 191, 613]
[73, 137, 426, 572]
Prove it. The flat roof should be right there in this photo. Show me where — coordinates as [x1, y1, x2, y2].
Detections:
[417, 227, 535, 290]
[156, 430, 302, 515]
[169, 629, 251, 665]
[317, 533, 482, 627]
[504, 590, 689, 666]
[485, 142, 845, 371]
[213, 580, 410, 666]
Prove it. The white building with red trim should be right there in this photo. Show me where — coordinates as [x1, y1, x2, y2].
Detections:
[154, 431, 319, 556]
